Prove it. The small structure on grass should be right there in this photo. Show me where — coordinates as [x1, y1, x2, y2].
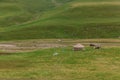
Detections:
[73, 43, 85, 51]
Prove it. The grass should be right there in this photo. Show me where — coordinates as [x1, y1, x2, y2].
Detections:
[0, 46, 120, 80]
[0, 0, 72, 27]
[0, 0, 120, 40]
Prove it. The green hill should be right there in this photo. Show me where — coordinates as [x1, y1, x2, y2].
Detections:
[0, 0, 120, 40]
[0, 0, 71, 27]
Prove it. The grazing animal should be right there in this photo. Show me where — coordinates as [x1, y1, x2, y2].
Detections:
[90, 43, 96, 46]
[90, 43, 101, 49]
[94, 45, 101, 49]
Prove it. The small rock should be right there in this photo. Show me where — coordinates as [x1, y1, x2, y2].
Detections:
[57, 39, 62, 42]
[53, 52, 59, 56]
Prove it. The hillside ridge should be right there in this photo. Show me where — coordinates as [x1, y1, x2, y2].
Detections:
[0, 0, 120, 40]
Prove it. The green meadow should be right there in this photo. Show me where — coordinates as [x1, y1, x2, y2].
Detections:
[0, 46, 120, 80]
[0, 39, 119, 80]
[0, 0, 120, 80]
[0, 0, 120, 40]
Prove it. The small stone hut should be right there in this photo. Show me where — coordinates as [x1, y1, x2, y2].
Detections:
[73, 44, 85, 51]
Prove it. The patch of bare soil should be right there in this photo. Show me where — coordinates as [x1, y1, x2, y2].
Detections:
[0, 39, 119, 53]
[0, 41, 65, 53]
[72, 2, 120, 8]
[0, 52, 12, 55]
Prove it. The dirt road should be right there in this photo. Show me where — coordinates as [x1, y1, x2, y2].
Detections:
[0, 39, 119, 53]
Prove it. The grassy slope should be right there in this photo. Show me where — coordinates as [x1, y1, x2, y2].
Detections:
[0, 0, 120, 40]
[0, 47, 120, 79]
[0, 0, 33, 27]
[0, 0, 71, 27]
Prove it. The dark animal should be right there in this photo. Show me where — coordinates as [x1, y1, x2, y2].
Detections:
[94, 45, 101, 49]
[90, 43, 96, 46]
[90, 43, 101, 49]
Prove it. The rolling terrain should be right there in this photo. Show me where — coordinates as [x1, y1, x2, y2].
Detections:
[0, 0, 120, 40]
[0, 1, 120, 80]
[0, 39, 120, 80]
[0, 41, 120, 80]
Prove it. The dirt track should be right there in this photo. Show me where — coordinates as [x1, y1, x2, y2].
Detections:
[0, 43, 64, 53]
[0, 39, 120, 53]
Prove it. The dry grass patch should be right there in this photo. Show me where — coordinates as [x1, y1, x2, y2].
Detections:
[72, 2, 120, 8]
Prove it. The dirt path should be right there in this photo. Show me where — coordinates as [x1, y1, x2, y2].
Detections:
[0, 43, 64, 53]
[0, 39, 119, 53]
